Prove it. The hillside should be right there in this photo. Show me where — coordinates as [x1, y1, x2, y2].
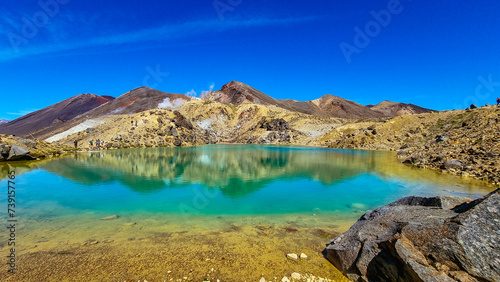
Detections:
[54, 99, 344, 150]
[0, 93, 113, 137]
[369, 100, 434, 116]
[34, 87, 192, 140]
[321, 105, 500, 184]
[208, 81, 431, 119]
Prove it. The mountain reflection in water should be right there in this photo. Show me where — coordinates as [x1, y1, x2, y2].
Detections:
[34, 145, 490, 198]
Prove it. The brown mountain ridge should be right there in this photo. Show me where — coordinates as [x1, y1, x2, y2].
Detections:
[208, 81, 432, 119]
[0, 93, 113, 137]
[0, 82, 433, 139]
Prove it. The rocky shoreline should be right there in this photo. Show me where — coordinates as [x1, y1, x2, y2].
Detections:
[0, 134, 72, 162]
[1, 105, 498, 281]
[326, 188, 500, 281]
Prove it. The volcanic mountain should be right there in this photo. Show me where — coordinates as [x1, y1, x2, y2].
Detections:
[368, 100, 434, 116]
[0, 119, 9, 125]
[1, 82, 433, 140]
[33, 87, 192, 140]
[208, 81, 431, 118]
[0, 93, 113, 137]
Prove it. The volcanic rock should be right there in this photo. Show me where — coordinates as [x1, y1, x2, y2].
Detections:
[7, 145, 31, 160]
[259, 117, 290, 131]
[326, 189, 500, 281]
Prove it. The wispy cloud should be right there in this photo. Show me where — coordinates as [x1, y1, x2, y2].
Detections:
[0, 16, 316, 62]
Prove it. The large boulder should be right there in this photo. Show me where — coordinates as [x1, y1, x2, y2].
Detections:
[7, 145, 31, 160]
[326, 189, 500, 281]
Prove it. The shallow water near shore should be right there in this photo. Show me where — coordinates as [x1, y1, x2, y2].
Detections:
[0, 145, 495, 281]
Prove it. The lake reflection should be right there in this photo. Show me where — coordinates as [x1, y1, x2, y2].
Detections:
[0, 145, 494, 216]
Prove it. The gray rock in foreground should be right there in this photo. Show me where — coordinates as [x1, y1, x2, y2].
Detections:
[7, 145, 31, 160]
[326, 189, 500, 282]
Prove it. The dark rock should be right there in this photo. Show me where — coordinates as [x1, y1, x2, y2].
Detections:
[173, 111, 193, 129]
[15, 137, 37, 148]
[170, 128, 179, 137]
[85, 128, 95, 133]
[7, 145, 30, 160]
[397, 150, 410, 157]
[259, 117, 290, 131]
[157, 130, 166, 136]
[443, 160, 463, 169]
[173, 138, 182, 146]
[112, 143, 119, 148]
[470, 104, 478, 109]
[326, 189, 500, 282]
[436, 135, 449, 142]
[278, 132, 290, 142]
[0, 143, 10, 157]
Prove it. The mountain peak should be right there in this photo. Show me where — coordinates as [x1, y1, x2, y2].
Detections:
[209, 81, 278, 106]
[0, 93, 114, 137]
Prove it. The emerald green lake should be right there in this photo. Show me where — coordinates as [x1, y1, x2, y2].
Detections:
[0, 145, 493, 221]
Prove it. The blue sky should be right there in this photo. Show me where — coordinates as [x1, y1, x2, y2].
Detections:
[1, 0, 500, 120]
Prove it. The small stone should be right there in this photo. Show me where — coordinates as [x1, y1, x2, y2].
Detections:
[259, 277, 266, 282]
[287, 253, 298, 260]
[281, 277, 290, 282]
[124, 222, 136, 226]
[291, 272, 301, 279]
[300, 253, 308, 259]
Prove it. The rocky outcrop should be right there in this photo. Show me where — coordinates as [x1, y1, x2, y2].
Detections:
[327, 106, 500, 185]
[7, 145, 31, 160]
[259, 117, 290, 131]
[326, 189, 500, 282]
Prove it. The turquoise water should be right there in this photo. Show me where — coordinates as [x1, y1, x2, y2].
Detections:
[0, 145, 493, 220]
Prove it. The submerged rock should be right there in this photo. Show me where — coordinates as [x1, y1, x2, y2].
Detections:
[326, 189, 500, 281]
[100, 215, 119, 220]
